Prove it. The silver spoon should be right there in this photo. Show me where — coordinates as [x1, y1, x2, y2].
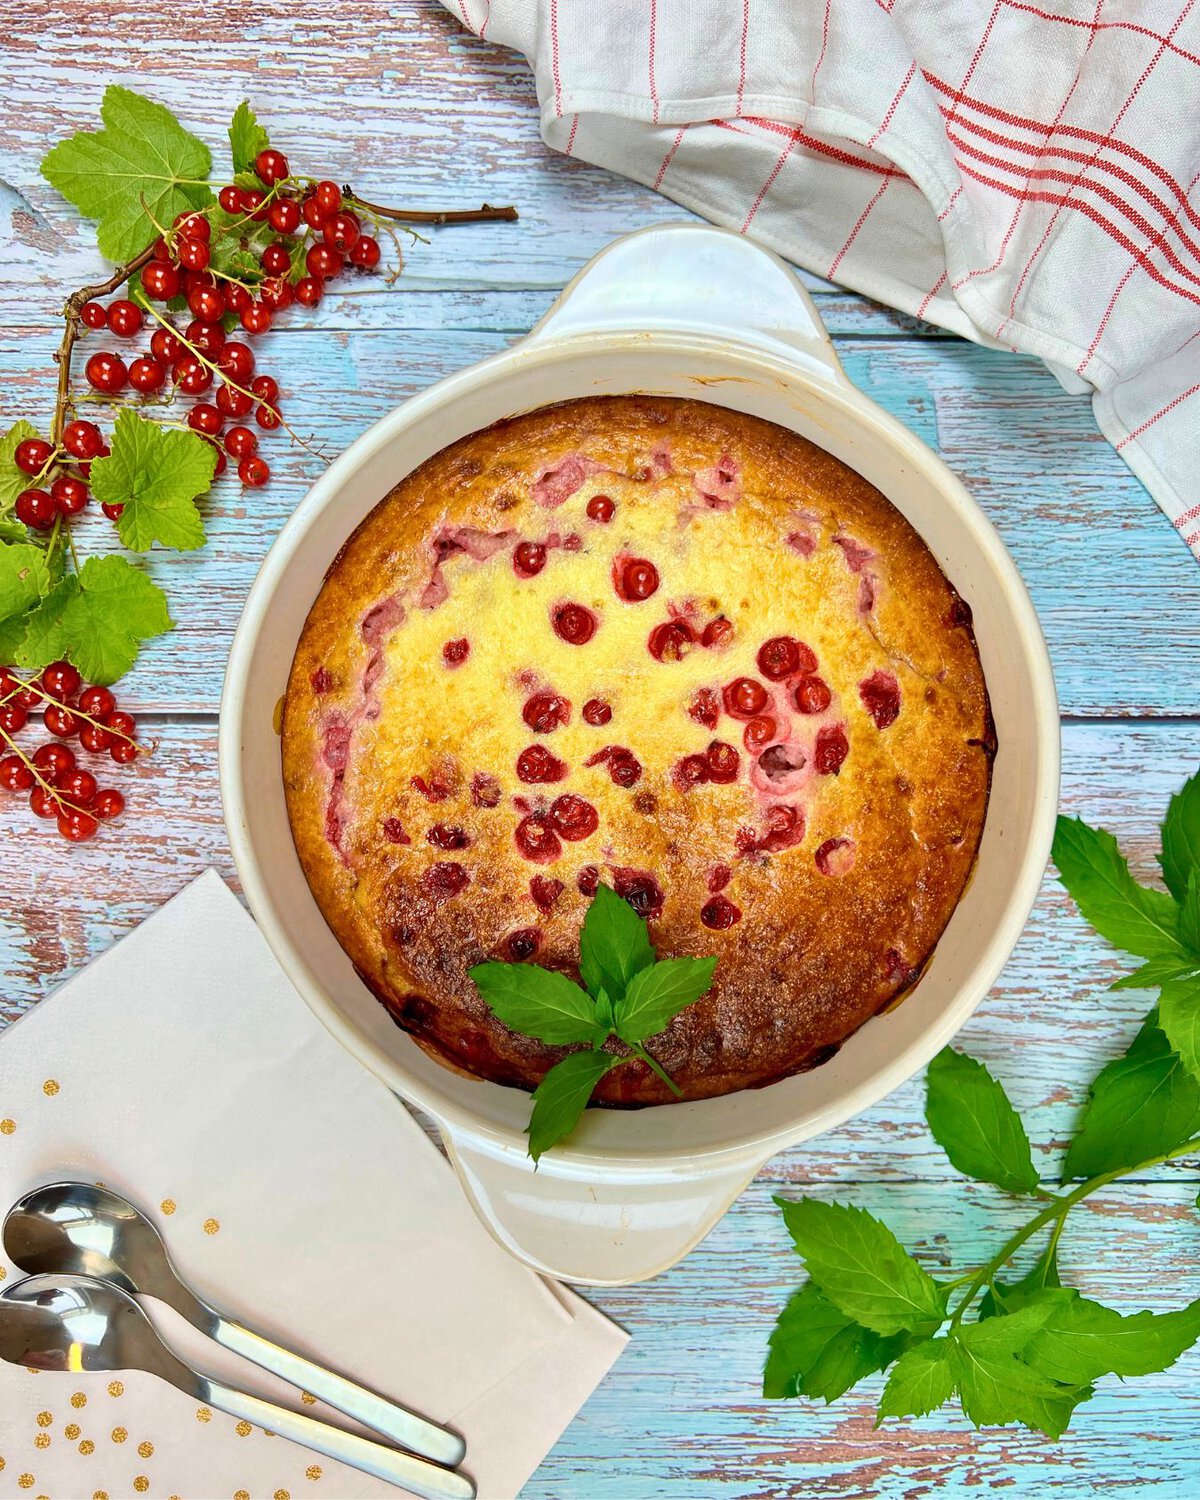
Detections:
[4, 1182, 465, 1467]
[0, 1274, 475, 1499]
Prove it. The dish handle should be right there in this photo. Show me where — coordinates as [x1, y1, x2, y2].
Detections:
[527, 222, 845, 383]
[443, 1130, 764, 1286]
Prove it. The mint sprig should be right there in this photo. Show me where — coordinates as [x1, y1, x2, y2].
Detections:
[469, 883, 716, 1160]
[767, 766, 1200, 1437]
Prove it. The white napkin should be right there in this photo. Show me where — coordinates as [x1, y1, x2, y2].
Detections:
[0, 870, 626, 1499]
[444, 0, 1200, 561]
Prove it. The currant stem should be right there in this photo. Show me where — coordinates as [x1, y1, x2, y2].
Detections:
[341, 191, 518, 226]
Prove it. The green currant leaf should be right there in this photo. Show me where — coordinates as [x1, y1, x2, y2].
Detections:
[526, 1049, 622, 1163]
[764, 1281, 908, 1402]
[876, 1337, 957, 1422]
[1064, 1009, 1200, 1179]
[228, 101, 270, 175]
[91, 410, 215, 553]
[41, 555, 171, 685]
[0, 542, 52, 630]
[1052, 814, 1183, 961]
[11, 575, 76, 670]
[925, 1048, 1039, 1194]
[41, 86, 213, 261]
[775, 1198, 949, 1337]
[468, 961, 603, 1047]
[578, 882, 655, 1004]
[614, 956, 717, 1045]
[1162, 770, 1200, 906]
[0, 421, 44, 516]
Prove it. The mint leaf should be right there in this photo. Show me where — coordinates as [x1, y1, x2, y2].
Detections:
[0, 421, 43, 516]
[91, 410, 214, 553]
[229, 101, 269, 174]
[925, 1048, 1039, 1194]
[764, 1281, 908, 1402]
[1156, 976, 1200, 1084]
[775, 1198, 948, 1337]
[1112, 956, 1200, 990]
[951, 1308, 1087, 1438]
[980, 1242, 1061, 1319]
[41, 85, 213, 261]
[1162, 770, 1200, 905]
[1182, 870, 1200, 954]
[1064, 1010, 1200, 1178]
[1024, 1291, 1200, 1384]
[579, 882, 655, 1003]
[1053, 815, 1182, 960]
[526, 1049, 621, 1162]
[877, 1337, 956, 1421]
[469, 961, 602, 1047]
[614, 956, 717, 1045]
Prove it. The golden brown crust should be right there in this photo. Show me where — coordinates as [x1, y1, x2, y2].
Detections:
[282, 396, 992, 1105]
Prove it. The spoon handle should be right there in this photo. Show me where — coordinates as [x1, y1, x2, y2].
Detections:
[210, 1314, 466, 1467]
[202, 1376, 475, 1499]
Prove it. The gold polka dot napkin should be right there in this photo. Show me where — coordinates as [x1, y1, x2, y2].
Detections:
[0, 872, 626, 1498]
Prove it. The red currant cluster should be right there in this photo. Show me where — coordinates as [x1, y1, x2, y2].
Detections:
[0, 661, 138, 841]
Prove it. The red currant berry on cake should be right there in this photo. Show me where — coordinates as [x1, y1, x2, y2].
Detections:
[577, 865, 600, 895]
[814, 724, 849, 775]
[16, 488, 56, 530]
[551, 602, 597, 645]
[62, 420, 103, 459]
[759, 804, 805, 852]
[549, 793, 599, 841]
[794, 675, 832, 715]
[586, 745, 643, 788]
[647, 620, 695, 662]
[743, 715, 776, 753]
[514, 813, 562, 864]
[382, 816, 410, 844]
[701, 895, 742, 929]
[92, 787, 125, 820]
[582, 698, 612, 726]
[85, 352, 127, 393]
[586, 493, 615, 523]
[859, 670, 901, 729]
[530, 874, 564, 912]
[513, 541, 547, 578]
[701, 616, 734, 650]
[505, 928, 542, 960]
[688, 688, 720, 730]
[15, 437, 54, 475]
[427, 823, 471, 850]
[722, 677, 768, 719]
[516, 745, 568, 783]
[674, 754, 710, 790]
[470, 772, 502, 808]
[613, 869, 664, 918]
[80, 300, 108, 330]
[0, 755, 33, 791]
[442, 638, 470, 668]
[425, 862, 471, 900]
[757, 636, 817, 681]
[815, 837, 855, 877]
[523, 693, 570, 733]
[706, 741, 740, 783]
[613, 557, 659, 602]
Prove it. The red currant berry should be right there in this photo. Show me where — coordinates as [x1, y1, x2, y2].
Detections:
[259, 277, 292, 312]
[268, 197, 301, 235]
[701, 616, 734, 650]
[224, 283, 252, 315]
[582, 698, 612, 726]
[238, 454, 270, 487]
[186, 318, 226, 355]
[701, 895, 742, 930]
[224, 425, 258, 460]
[814, 723, 849, 776]
[50, 475, 88, 515]
[207, 442, 228, 478]
[62, 420, 103, 459]
[794, 674, 832, 715]
[104, 709, 136, 743]
[106, 299, 143, 337]
[250, 374, 279, 404]
[0, 754, 33, 792]
[15, 437, 54, 475]
[0, 703, 27, 733]
[349, 234, 381, 270]
[78, 684, 115, 719]
[151, 236, 173, 263]
[79, 723, 112, 752]
[174, 209, 211, 241]
[255, 148, 290, 185]
[647, 619, 695, 662]
[176, 235, 210, 271]
[240, 301, 272, 335]
[57, 806, 99, 841]
[216, 384, 253, 419]
[523, 692, 571, 733]
[187, 285, 224, 323]
[59, 766, 97, 806]
[613, 557, 660, 602]
[80, 300, 108, 329]
[15, 488, 56, 530]
[150, 327, 183, 365]
[261, 242, 291, 276]
[31, 785, 61, 819]
[551, 602, 598, 645]
[294, 275, 323, 307]
[306, 244, 343, 281]
[322, 211, 360, 253]
[142, 262, 181, 300]
[128, 355, 166, 394]
[173, 355, 212, 396]
[187, 403, 224, 437]
[110, 740, 139, 765]
[586, 493, 615, 523]
[513, 541, 547, 578]
[219, 184, 245, 214]
[101, 501, 125, 521]
[757, 635, 817, 681]
[85, 352, 128, 393]
[255, 404, 281, 431]
[218, 342, 255, 382]
[92, 786, 125, 820]
[44, 702, 80, 737]
[241, 188, 267, 219]
[315, 180, 342, 215]
[302, 193, 328, 230]
[723, 677, 769, 720]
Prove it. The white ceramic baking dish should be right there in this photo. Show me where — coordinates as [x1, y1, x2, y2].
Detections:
[221, 224, 1059, 1287]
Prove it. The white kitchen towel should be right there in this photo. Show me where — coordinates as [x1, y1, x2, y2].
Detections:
[444, 0, 1200, 559]
[0, 870, 626, 1499]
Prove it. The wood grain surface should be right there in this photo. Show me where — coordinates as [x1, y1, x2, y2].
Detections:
[2, 3, 1199, 1495]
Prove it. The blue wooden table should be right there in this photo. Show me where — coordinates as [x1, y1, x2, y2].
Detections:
[3, 3, 1200, 1494]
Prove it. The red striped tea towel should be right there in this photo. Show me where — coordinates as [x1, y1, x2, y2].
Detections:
[443, 0, 1200, 559]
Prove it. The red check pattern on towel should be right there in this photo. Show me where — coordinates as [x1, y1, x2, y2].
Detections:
[443, 0, 1200, 558]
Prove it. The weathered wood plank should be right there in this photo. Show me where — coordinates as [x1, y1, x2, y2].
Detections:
[0, 325, 1195, 718]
